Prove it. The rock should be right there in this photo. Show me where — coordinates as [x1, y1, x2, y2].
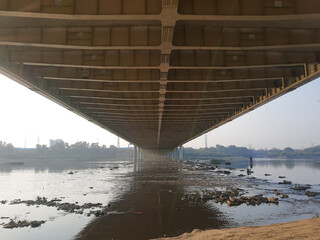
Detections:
[68, 172, 74, 175]
[279, 176, 286, 179]
[3, 220, 45, 229]
[3, 220, 17, 229]
[184, 188, 278, 207]
[227, 199, 240, 206]
[9, 196, 106, 216]
[265, 174, 271, 176]
[279, 194, 289, 198]
[200, 194, 210, 200]
[279, 180, 292, 185]
[238, 174, 245, 177]
[1, 200, 7, 204]
[30, 221, 45, 228]
[93, 210, 104, 217]
[293, 185, 311, 191]
[305, 191, 319, 197]
[268, 197, 279, 204]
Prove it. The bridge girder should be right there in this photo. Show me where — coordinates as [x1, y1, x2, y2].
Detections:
[1, 0, 320, 150]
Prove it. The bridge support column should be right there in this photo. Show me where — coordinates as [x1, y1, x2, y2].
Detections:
[139, 148, 143, 161]
[134, 145, 138, 162]
[179, 146, 184, 161]
[171, 149, 174, 160]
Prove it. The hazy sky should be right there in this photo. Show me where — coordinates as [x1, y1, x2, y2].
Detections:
[0, 74, 319, 149]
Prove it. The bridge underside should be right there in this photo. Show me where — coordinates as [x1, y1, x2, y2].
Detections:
[1, 0, 320, 150]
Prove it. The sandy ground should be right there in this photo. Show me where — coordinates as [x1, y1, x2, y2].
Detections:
[153, 218, 320, 240]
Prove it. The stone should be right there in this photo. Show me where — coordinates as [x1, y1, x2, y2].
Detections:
[279, 194, 289, 198]
[3, 220, 45, 229]
[305, 191, 319, 197]
[293, 185, 310, 191]
[30, 221, 45, 228]
[268, 197, 279, 204]
[279, 180, 292, 185]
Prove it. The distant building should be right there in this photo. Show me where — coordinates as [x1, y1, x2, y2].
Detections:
[50, 139, 65, 148]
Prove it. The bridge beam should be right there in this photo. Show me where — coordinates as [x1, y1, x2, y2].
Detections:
[1, 1, 320, 151]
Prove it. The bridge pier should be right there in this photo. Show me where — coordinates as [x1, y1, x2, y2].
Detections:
[179, 146, 184, 161]
[167, 146, 184, 161]
[133, 145, 137, 162]
[134, 146, 144, 162]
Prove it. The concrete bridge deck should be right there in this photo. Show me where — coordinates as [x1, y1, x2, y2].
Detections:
[0, 0, 320, 150]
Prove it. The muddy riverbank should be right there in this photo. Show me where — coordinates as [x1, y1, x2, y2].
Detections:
[153, 217, 320, 240]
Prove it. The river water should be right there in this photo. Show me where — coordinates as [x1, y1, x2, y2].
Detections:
[0, 157, 319, 240]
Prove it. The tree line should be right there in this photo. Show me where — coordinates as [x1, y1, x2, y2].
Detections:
[2, 140, 320, 160]
[184, 145, 320, 160]
[0, 140, 130, 160]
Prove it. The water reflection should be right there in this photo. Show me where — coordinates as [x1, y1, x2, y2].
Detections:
[76, 157, 228, 240]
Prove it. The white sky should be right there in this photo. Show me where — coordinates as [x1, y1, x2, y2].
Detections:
[0, 74, 319, 149]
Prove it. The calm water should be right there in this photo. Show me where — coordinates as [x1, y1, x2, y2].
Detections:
[251, 158, 320, 185]
[0, 157, 319, 240]
[0, 159, 133, 240]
